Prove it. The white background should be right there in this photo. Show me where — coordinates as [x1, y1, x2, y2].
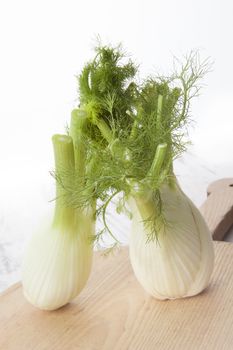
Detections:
[0, 0, 233, 290]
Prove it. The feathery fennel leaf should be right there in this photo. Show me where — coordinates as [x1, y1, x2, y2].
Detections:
[53, 45, 210, 243]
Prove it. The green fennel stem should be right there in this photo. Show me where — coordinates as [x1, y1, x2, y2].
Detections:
[92, 117, 131, 162]
[129, 112, 142, 140]
[130, 191, 165, 243]
[52, 134, 75, 231]
[132, 194, 155, 222]
[69, 109, 87, 186]
[83, 157, 98, 217]
[148, 143, 168, 182]
[94, 118, 115, 144]
[156, 94, 163, 132]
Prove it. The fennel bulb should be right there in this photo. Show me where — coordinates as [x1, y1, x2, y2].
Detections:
[129, 182, 214, 299]
[22, 217, 93, 310]
[22, 135, 94, 310]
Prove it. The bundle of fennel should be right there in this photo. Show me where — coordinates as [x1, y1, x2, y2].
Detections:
[22, 44, 214, 310]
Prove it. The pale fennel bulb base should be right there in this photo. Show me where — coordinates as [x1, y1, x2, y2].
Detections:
[129, 184, 214, 300]
[22, 223, 93, 311]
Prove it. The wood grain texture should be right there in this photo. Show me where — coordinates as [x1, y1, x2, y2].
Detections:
[1, 242, 233, 350]
[200, 178, 233, 240]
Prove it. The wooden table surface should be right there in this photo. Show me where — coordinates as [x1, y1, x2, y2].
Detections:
[1, 241, 233, 350]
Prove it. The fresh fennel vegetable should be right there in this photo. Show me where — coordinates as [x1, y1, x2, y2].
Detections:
[22, 43, 214, 306]
[22, 135, 94, 310]
[129, 183, 214, 299]
[69, 44, 214, 299]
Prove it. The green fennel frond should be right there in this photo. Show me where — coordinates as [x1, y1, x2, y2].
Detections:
[52, 45, 211, 243]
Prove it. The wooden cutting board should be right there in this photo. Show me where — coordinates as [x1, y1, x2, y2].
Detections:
[1, 241, 233, 350]
[200, 178, 233, 240]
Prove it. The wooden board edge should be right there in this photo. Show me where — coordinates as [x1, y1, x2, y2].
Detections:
[0, 282, 21, 297]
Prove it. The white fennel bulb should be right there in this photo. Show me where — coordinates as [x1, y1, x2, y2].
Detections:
[22, 215, 93, 310]
[129, 182, 214, 300]
[22, 134, 95, 310]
